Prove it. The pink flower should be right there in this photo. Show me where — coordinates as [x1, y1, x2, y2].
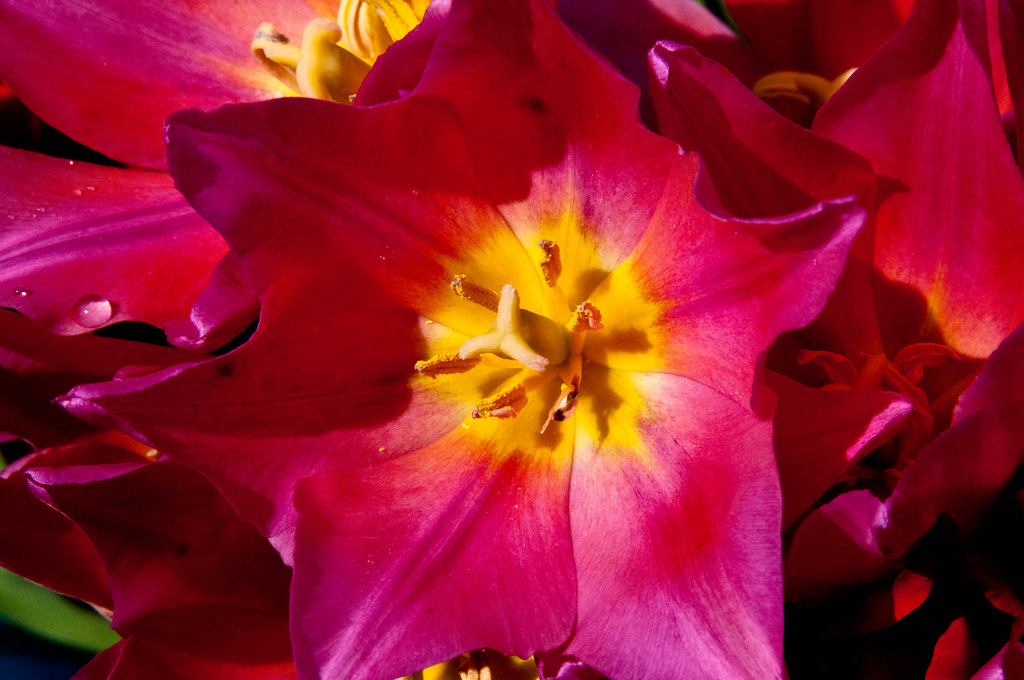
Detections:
[62, 1, 866, 678]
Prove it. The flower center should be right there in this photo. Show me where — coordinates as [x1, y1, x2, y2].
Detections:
[799, 342, 979, 483]
[752, 69, 856, 127]
[251, 0, 429, 103]
[415, 240, 604, 433]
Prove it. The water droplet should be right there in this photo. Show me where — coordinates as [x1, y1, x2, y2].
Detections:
[73, 295, 113, 328]
[411, 189, 420, 197]
[68, 160, 74, 165]
[12, 286, 31, 297]
[86, 186, 96, 191]
[72, 189, 82, 196]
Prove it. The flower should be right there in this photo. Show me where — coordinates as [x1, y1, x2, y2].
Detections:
[61, 0, 866, 678]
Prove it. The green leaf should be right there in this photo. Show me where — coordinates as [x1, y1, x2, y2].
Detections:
[0, 568, 119, 653]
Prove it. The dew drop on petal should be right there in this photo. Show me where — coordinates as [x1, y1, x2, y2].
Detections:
[12, 286, 31, 297]
[73, 295, 113, 328]
[72, 189, 83, 196]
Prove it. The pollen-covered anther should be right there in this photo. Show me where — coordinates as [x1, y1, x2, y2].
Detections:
[450, 275, 499, 312]
[538, 239, 562, 287]
[472, 383, 528, 420]
[568, 301, 603, 333]
[414, 352, 481, 378]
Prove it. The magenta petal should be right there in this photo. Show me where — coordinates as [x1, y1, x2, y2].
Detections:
[0, 0, 323, 168]
[785, 490, 901, 603]
[407, 0, 681, 267]
[728, 0, 913, 77]
[290, 445, 575, 680]
[814, 0, 1024, 357]
[357, 0, 452, 105]
[0, 147, 228, 335]
[881, 322, 1024, 558]
[589, 151, 865, 407]
[650, 42, 875, 218]
[766, 370, 912, 529]
[31, 459, 295, 679]
[557, 0, 759, 100]
[0, 446, 130, 608]
[563, 374, 783, 680]
[0, 309, 196, 447]
[165, 252, 260, 351]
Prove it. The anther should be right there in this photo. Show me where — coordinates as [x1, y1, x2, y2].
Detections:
[472, 383, 528, 420]
[296, 19, 370, 102]
[541, 378, 579, 434]
[414, 352, 481, 378]
[538, 239, 562, 287]
[568, 300, 603, 333]
[450, 275, 499, 312]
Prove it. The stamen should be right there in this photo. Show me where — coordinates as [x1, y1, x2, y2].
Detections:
[472, 383, 528, 420]
[414, 352, 481, 378]
[541, 377, 579, 434]
[252, 23, 303, 91]
[752, 68, 855, 125]
[538, 239, 562, 287]
[451, 275, 499, 312]
[360, 0, 421, 42]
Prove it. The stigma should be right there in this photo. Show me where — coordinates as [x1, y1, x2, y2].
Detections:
[252, 0, 429, 103]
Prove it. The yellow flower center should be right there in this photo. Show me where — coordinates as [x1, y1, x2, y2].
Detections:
[251, 0, 429, 103]
[416, 239, 605, 434]
[752, 68, 856, 127]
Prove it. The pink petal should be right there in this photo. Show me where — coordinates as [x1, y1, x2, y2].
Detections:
[728, 0, 913, 77]
[290, 440, 575, 680]
[0, 445, 127, 609]
[926, 617, 980, 680]
[30, 458, 295, 679]
[785, 489, 901, 603]
[0, 309, 197, 448]
[0, 147, 228, 335]
[562, 373, 783, 680]
[650, 42, 875, 219]
[585, 151, 865, 407]
[765, 370, 912, 529]
[881, 322, 1024, 558]
[814, 0, 1024, 358]
[409, 0, 682, 270]
[557, 0, 759, 105]
[0, 0, 329, 168]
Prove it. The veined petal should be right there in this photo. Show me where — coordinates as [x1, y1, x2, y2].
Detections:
[814, 0, 1024, 358]
[557, 0, 759, 106]
[60, 259, 483, 558]
[0, 147, 228, 335]
[166, 96, 542, 337]
[727, 0, 914, 78]
[583, 151, 865, 406]
[408, 0, 681, 276]
[0, 0, 331, 169]
[765, 370, 912, 529]
[0, 309, 199, 448]
[562, 372, 783, 680]
[880, 322, 1024, 558]
[290, 437, 575, 680]
[650, 42, 876, 219]
[29, 457, 296, 679]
